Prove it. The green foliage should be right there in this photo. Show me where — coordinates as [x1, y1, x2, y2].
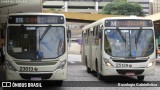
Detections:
[101, 1, 144, 16]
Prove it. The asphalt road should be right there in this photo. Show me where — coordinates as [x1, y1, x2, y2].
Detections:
[0, 54, 160, 90]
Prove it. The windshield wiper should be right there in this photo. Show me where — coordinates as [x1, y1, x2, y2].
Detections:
[135, 27, 142, 44]
[39, 25, 51, 41]
[116, 27, 126, 42]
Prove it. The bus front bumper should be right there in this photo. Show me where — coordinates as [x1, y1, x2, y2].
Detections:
[101, 65, 155, 76]
[6, 68, 67, 81]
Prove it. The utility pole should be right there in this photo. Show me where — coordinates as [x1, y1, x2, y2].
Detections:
[95, 0, 99, 12]
[64, 0, 68, 12]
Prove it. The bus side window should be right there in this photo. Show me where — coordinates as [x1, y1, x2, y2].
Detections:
[83, 31, 86, 45]
[86, 29, 88, 45]
[88, 29, 90, 44]
[91, 31, 93, 36]
[93, 27, 96, 45]
[83, 32, 85, 39]
[98, 25, 103, 39]
[95, 26, 99, 45]
[93, 27, 95, 36]
[95, 26, 98, 37]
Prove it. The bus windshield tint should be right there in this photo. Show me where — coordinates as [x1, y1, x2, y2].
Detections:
[7, 26, 65, 59]
[104, 29, 154, 57]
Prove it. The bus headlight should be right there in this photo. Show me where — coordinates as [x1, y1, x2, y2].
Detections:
[5, 60, 17, 71]
[147, 62, 153, 67]
[103, 58, 113, 67]
[56, 60, 67, 70]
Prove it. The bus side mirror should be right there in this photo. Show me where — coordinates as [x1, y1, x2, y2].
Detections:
[67, 30, 71, 39]
[67, 30, 71, 41]
[98, 30, 102, 39]
[157, 50, 160, 54]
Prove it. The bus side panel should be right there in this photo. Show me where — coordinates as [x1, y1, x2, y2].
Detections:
[97, 38, 103, 74]
[92, 38, 100, 71]
[85, 45, 90, 68]
[91, 44, 97, 71]
[84, 30, 91, 68]
[81, 31, 85, 65]
[89, 31, 93, 70]
[91, 28, 98, 71]
[88, 30, 92, 69]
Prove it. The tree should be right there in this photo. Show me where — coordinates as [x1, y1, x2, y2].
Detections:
[101, 1, 144, 16]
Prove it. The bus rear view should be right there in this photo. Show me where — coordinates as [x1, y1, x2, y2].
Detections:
[4, 13, 67, 86]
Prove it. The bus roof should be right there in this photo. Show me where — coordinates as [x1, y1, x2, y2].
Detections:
[9, 12, 65, 17]
[82, 16, 151, 30]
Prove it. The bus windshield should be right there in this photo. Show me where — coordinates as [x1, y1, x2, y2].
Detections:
[7, 26, 65, 59]
[104, 29, 154, 58]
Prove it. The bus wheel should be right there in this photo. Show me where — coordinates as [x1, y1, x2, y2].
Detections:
[96, 63, 103, 80]
[87, 67, 91, 73]
[137, 76, 145, 81]
[85, 57, 91, 73]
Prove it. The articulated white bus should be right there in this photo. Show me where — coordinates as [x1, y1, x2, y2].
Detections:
[82, 16, 156, 81]
[4, 13, 68, 85]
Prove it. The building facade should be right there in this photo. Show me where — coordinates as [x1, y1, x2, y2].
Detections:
[43, 0, 113, 13]
[43, 0, 152, 15]
[153, 0, 160, 14]
[127, 0, 152, 15]
[0, 0, 42, 23]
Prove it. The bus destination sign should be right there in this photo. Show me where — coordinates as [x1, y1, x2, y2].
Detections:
[8, 15, 64, 24]
[105, 20, 152, 27]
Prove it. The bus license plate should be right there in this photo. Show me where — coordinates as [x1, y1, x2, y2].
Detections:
[126, 72, 135, 76]
[116, 63, 132, 68]
[31, 77, 41, 81]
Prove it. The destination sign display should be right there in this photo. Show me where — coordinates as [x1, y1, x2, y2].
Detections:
[105, 20, 152, 27]
[8, 15, 64, 24]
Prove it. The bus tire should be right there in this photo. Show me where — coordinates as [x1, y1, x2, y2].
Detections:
[87, 67, 91, 73]
[137, 76, 145, 81]
[85, 56, 91, 73]
[96, 62, 103, 80]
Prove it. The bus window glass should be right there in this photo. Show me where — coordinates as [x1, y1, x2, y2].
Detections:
[7, 26, 65, 59]
[104, 29, 154, 57]
[37, 27, 65, 59]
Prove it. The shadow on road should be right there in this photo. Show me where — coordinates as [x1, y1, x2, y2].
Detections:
[90, 71, 146, 83]
[102, 76, 144, 83]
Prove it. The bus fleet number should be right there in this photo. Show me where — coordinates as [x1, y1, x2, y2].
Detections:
[116, 63, 132, 68]
[20, 67, 34, 71]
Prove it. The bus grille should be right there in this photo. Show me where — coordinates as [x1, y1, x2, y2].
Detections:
[113, 60, 147, 63]
[116, 69, 144, 75]
[15, 61, 58, 66]
[20, 73, 52, 79]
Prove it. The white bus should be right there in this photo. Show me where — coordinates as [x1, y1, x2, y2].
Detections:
[4, 13, 68, 85]
[82, 16, 156, 81]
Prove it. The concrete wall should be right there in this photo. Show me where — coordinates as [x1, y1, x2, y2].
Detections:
[0, 0, 42, 23]
[43, 1, 111, 13]
[153, 0, 160, 14]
